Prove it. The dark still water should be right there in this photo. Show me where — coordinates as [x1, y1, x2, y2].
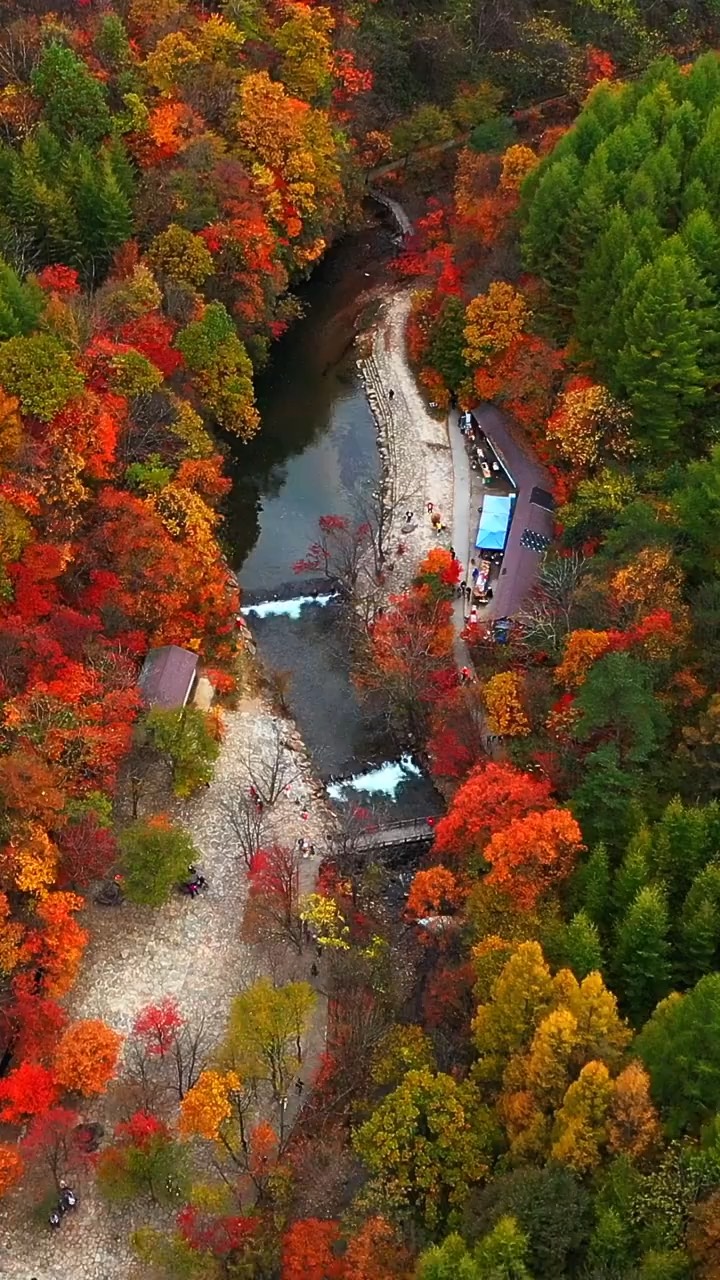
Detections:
[226, 216, 440, 819]
[226, 221, 384, 588]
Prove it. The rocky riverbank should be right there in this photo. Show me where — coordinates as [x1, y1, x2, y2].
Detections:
[358, 288, 455, 593]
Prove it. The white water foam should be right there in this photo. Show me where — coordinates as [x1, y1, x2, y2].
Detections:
[327, 753, 422, 801]
[241, 592, 338, 621]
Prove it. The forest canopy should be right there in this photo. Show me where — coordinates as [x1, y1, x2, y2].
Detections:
[4, 1, 720, 1277]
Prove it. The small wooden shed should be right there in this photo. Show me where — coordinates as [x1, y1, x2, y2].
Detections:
[138, 645, 199, 710]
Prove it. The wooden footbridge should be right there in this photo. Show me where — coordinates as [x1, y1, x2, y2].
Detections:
[355, 816, 437, 852]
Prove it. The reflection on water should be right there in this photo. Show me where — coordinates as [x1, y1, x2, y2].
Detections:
[225, 221, 389, 580]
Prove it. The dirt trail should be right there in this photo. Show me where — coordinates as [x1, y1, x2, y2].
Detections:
[1, 697, 333, 1280]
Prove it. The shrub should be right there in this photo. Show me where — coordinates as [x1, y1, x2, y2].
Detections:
[469, 117, 517, 154]
[98, 1113, 189, 1205]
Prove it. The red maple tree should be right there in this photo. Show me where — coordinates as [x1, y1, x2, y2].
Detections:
[433, 761, 553, 866]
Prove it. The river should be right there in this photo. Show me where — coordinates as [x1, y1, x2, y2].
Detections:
[226, 214, 441, 821]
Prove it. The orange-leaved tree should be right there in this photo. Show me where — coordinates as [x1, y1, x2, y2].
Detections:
[28, 892, 89, 998]
[546, 378, 633, 471]
[484, 808, 584, 909]
[0, 1145, 23, 1197]
[499, 144, 539, 193]
[178, 1069, 242, 1142]
[0, 891, 25, 975]
[610, 546, 686, 624]
[341, 1215, 414, 1280]
[52, 1019, 123, 1096]
[406, 866, 464, 920]
[433, 761, 553, 866]
[607, 1061, 661, 1160]
[555, 630, 613, 689]
[282, 1218, 342, 1280]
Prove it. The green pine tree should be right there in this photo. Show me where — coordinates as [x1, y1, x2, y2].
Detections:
[572, 844, 611, 930]
[570, 742, 642, 853]
[612, 833, 651, 921]
[475, 1217, 534, 1280]
[574, 208, 637, 360]
[561, 911, 604, 979]
[617, 250, 706, 452]
[31, 42, 113, 147]
[685, 51, 720, 117]
[428, 296, 469, 392]
[673, 445, 720, 572]
[520, 154, 583, 310]
[678, 897, 720, 987]
[556, 175, 613, 315]
[601, 245, 644, 378]
[71, 144, 134, 281]
[680, 175, 711, 218]
[575, 653, 669, 769]
[646, 797, 715, 908]
[636, 972, 720, 1132]
[0, 259, 43, 340]
[417, 1233, 481, 1280]
[614, 885, 672, 1025]
[686, 109, 720, 203]
[639, 143, 681, 226]
[678, 863, 720, 983]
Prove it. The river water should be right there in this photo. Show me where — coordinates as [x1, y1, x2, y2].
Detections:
[226, 216, 441, 820]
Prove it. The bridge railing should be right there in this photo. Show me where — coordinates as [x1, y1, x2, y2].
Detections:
[357, 816, 436, 844]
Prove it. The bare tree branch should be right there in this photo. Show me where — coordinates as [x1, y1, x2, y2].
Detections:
[237, 722, 302, 808]
[220, 792, 268, 869]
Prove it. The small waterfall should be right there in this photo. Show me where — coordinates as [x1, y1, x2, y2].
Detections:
[241, 592, 339, 621]
[327, 754, 422, 801]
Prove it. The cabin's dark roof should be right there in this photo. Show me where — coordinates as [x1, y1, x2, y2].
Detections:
[138, 646, 198, 710]
[530, 486, 555, 512]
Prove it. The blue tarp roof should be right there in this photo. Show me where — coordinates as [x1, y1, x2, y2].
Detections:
[476, 495, 513, 551]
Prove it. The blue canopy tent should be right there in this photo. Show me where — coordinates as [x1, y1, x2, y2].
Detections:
[476, 495, 514, 553]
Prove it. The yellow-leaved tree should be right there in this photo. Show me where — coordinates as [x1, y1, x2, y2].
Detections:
[464, 283, 530, 367]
